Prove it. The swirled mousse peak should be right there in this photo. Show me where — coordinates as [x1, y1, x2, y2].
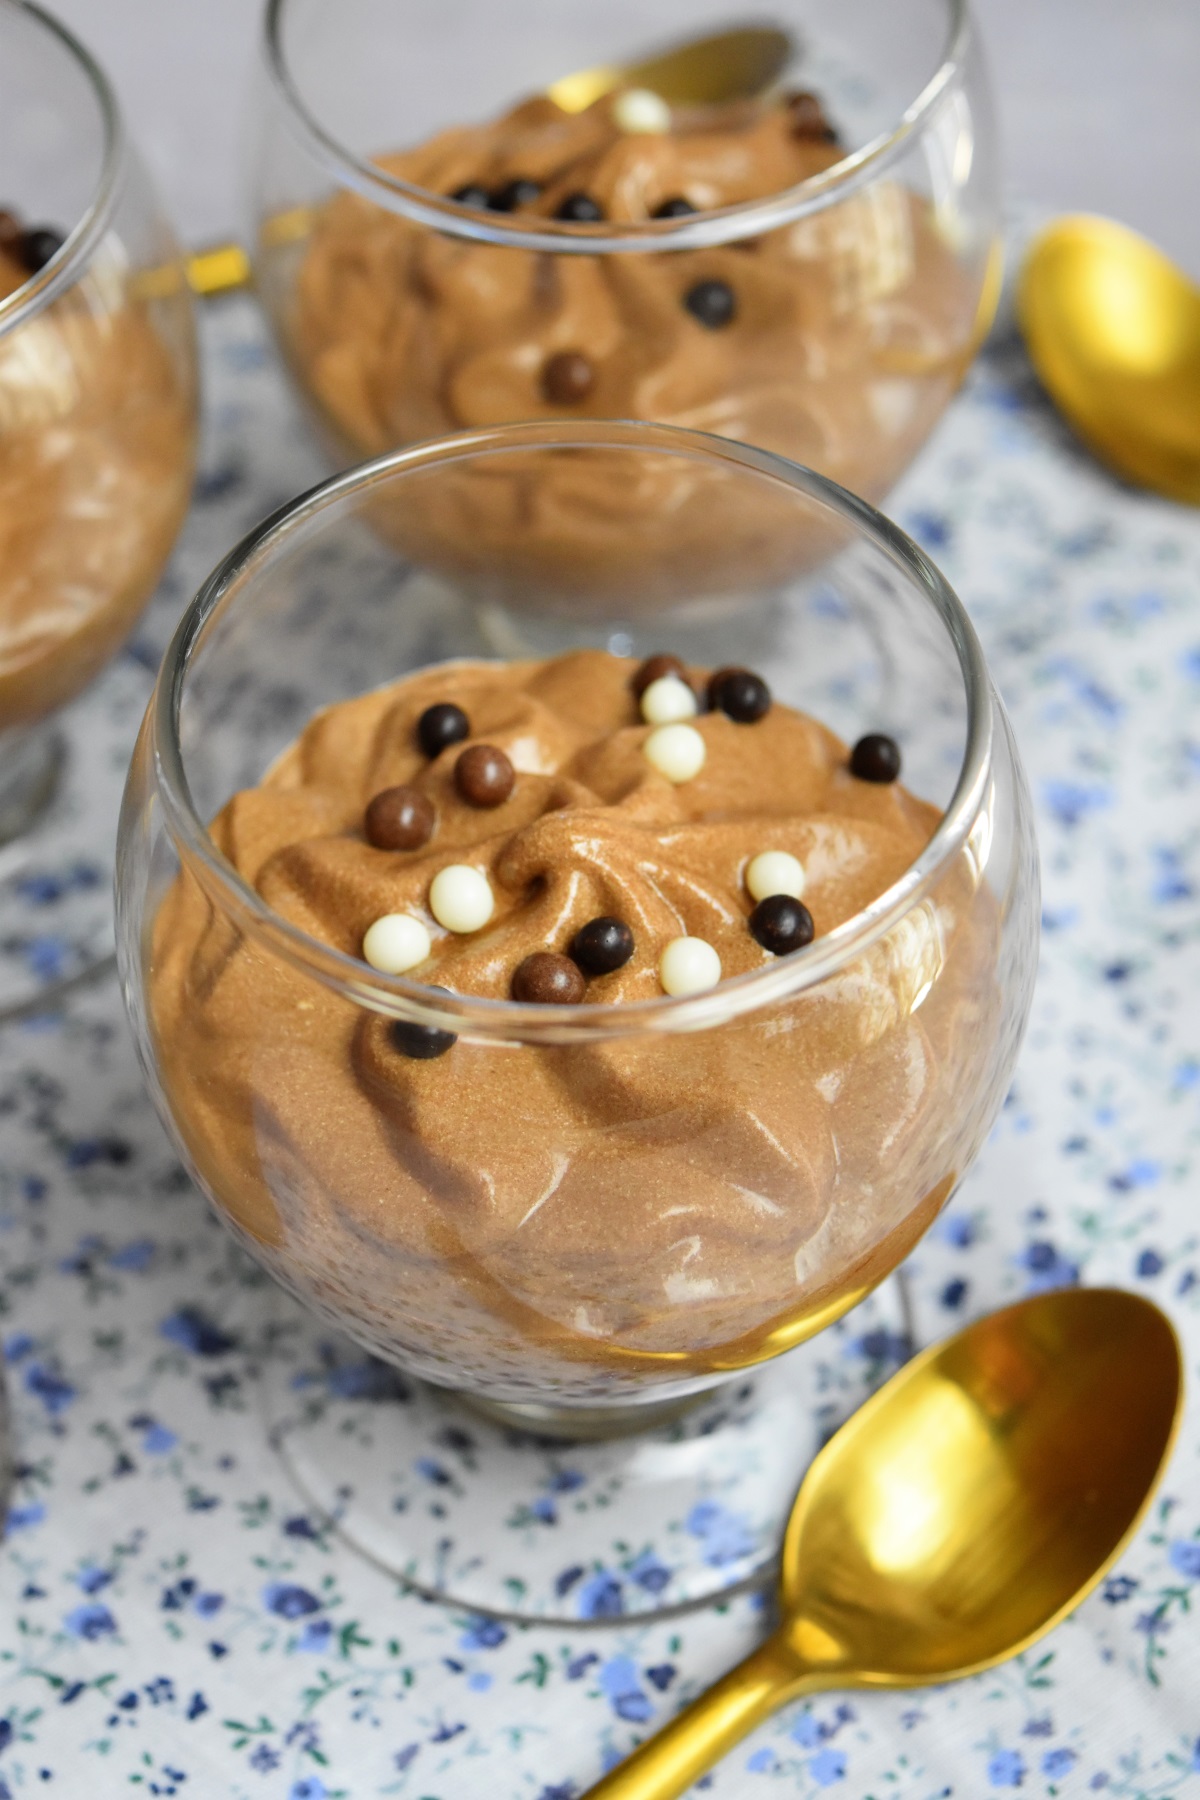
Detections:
[209, 651, 930, 1009]
[151, 650, 998, 1391]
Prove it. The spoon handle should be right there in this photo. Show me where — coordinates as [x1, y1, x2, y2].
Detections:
[580, 1632, 825, 1799]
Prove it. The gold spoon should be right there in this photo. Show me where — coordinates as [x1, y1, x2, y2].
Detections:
[583, 1285, 1181, 1800]
[1019, 215, 1200, 505]
[184, 25, 793, 298]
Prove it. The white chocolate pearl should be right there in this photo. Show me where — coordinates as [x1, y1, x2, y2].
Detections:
[429, 864, 494, 934]
[746, 850, 807, 903]
[641, 674, 698, 725]
[644, 722, 706, 784]
[361, 913, 431, 974]
[613, 87, 671, 135]
[659, 936, 722, 996]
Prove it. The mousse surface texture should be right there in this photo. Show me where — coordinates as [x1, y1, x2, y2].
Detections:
[0, 235, 194, 729]
[151, 651, 998, 1400]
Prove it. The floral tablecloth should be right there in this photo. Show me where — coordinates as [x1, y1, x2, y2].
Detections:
[1, 289, 1199, 1800]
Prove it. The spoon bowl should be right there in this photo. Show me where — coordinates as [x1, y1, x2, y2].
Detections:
[587, 1287, 1181, 1798]
[1020, 215, 1200, 505]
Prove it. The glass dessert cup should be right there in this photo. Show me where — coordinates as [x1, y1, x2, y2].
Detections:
[116, 420, 1038, 1619]
[250, 0, 1001, 511]
[0, 0, 198, 1017]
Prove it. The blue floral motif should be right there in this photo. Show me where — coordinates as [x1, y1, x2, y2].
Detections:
[0, 290, 1198, 1799]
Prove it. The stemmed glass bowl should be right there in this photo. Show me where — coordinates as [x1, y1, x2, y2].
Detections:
[0, 0, 197, 1013]
[114, 420, 1038, 1613]
[249, 0, 1000, 497]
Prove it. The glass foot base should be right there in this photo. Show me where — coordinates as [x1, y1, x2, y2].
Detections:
[261, 1280, 910, 1623]
[0, 653, 152, 1020]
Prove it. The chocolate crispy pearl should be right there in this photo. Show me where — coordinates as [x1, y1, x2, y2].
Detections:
[786, 91, 839, 144]
[491, 177, 541, 212]
[450, 183, 491, 210]
[365, 785, 435, 852]
[19, 226, 65, 274]
[454, 743, 515, 808]
[684, 279, 736, 329]
[709, 667, 771, 723]
[417, 702, 470, 758]
[556, 191, 605, 222]
[631, 653, 686, 699]
[542, 351, 594, 405]
[512, 952, 586, 1005]
[391, 987, 457, 1060]
[850, 733, 902, 783]
[653, 196, 697, 219]
[750, 894, 815, 955]
[571, 916, 635, 976]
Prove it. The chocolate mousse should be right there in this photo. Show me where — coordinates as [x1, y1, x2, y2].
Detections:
[0, 221, 195, 730]
[282, 88, 979, 497]
[151, 650, 999, 1399]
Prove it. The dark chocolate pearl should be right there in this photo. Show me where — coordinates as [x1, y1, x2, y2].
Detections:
[512, 951, 587, 1005]
[708, 667, 771, 723]
[491, 177, 541, 213]
[631, 652, 686, 699]
[450, 183, 491, 210]
[684, 279, 736, 329]
[786, 91, 839, 144]
[749, 894, 815, 956]
[542, 350, 595, 405]
[391, 988, 457, 1060]
[556, 191, 605, 223]
[19, 226, 65, 274]
[365, 785, 435, 851]
[653, 196, 697, 219]
[454, 743, 515, 808]
[571, 916, 635, 977]
[417, 702, 470, 759]
[850, 733, 902, 783]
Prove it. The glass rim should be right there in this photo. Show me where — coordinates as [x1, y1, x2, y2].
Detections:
[0, 0, 126, 340]
[149, 418, 995, 1044]
[260, 0, 972, 254]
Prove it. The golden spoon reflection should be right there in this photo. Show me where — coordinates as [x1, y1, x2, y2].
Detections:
[583, 1286, 1182, 1800]
[1020, 215, 1200, 505]
[182, 25, 793, 299]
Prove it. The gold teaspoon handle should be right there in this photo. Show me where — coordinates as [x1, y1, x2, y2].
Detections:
[581, 1634, 827, 1800]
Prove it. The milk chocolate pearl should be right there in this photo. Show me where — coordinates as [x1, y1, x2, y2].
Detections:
[631, 653, 686, 699]
[450, 183, 491, 210]
[653, 196, 697, 219]
[417, 702, 470, 758]
[364, 785, 435, 851]
[19, 226, 65, 274]
[491, 177, 541, 212]
[850, 733, 902, 783]
[0, 209, 20, 248]
[749, 894, 815, 956]
[571, 916, 635, 976]
[454, 743, 515, 808]
[786, 91, 839, 143]
[512, 952, 586, 1005]
[708, 666, 771, 723]
[556, 191, 605, 222]
[684, 279, 736, 329]
[391, 987, 457, 1060]
[542, 350, 595, 405]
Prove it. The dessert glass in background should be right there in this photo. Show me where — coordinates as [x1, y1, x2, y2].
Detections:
[116, 421, 1039, 1619]
[249, 0, 1000, 533]
[0, 0, 197, 1016]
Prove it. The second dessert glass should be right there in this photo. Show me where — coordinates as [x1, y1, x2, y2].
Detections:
[117, 421, 1038, 1619]
[0, 0, 197, 1015]
[249, 0, 1000, 506]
